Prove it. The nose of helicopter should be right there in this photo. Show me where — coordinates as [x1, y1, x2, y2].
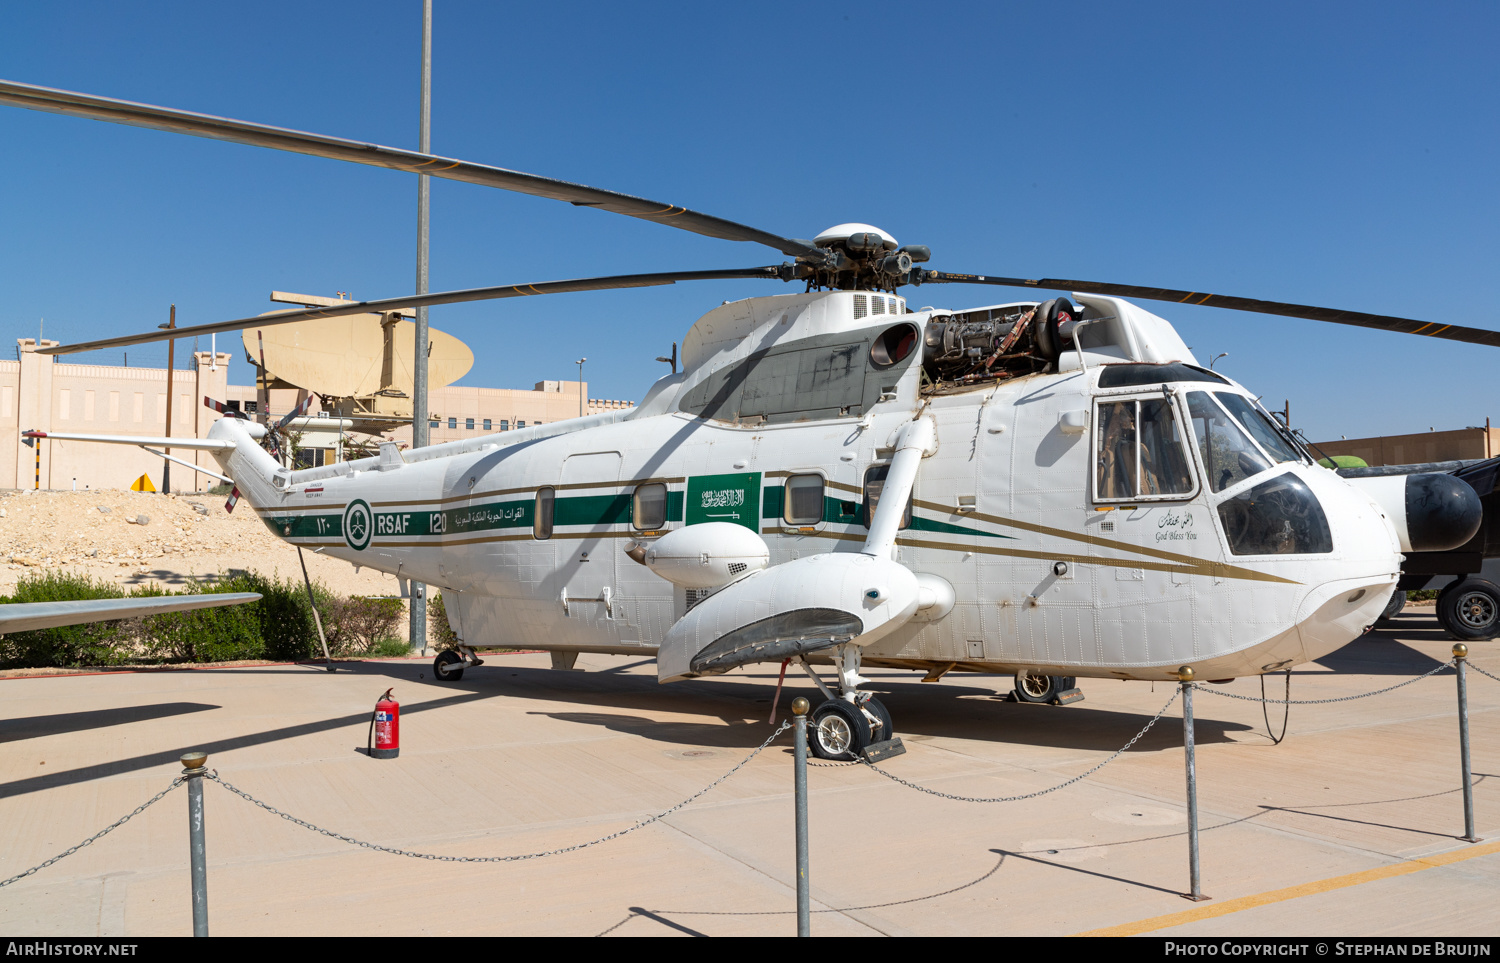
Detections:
[1289, 467, 1406, 664]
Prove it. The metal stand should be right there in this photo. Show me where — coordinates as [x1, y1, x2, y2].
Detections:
[297, 547, 333, 671]
[1454, 644, 1481, 842]
[1179, 666, 1209, 901]
[792, 696, 811, 937]
[181, 752, 209, 937]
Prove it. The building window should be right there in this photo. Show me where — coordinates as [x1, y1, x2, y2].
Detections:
[429, 419, 439, 429]
[534, 487, 554, 540]
[483, 419, 491, 431]
[517, 420, 526, 429]
[448, 417, 457, 429]
[633, 483, 668, 531]
[783, 474, 824, 525]
[499, 420, 509, 431]
[466, 418, 475, 430]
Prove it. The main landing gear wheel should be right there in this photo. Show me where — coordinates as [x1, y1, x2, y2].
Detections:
[1437, 578, 1500, 641]
[864, 696, 894, 743]
[434, 649, 465, 682]
[1013, 670, 1076, 704]
[810, 700, 872, 760]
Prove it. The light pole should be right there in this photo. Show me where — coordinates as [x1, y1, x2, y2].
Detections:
[1209, 352, 1228, 370]
[577, 357, 586, 418]
[157, 306, 176, 493]
[408, 0, 433, 656]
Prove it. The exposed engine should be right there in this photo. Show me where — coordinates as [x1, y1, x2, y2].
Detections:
[921, 297, 1081, 393]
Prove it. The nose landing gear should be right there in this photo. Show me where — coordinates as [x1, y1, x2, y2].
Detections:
[798, 646, 903, 761]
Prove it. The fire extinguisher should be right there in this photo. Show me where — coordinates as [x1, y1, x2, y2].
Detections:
[367, 688, 399, 759]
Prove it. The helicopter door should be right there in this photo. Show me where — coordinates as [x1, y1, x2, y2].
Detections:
[558, 452, 623, 635]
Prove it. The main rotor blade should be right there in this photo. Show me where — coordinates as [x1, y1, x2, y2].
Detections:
[38, 267, 786, 356]
[917, 271, 1500, 348]
[0, 80, 818, 260]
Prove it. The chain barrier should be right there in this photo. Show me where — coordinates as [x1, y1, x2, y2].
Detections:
[1195, 659, 1456, 705]
[206, 721, 791, 864]
[0, 776, 183, 889]
[854, 688, 1180, 803]
[1467, 660, 1500, 685]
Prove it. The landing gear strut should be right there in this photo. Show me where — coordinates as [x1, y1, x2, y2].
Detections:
[798, 646, 899, 761]
[433, 645, 484, 682]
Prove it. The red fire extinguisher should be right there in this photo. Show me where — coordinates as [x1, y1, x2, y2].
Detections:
[367, 688, 400, 759]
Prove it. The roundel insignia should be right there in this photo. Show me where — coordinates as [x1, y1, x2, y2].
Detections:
[343, 499, 373, 551]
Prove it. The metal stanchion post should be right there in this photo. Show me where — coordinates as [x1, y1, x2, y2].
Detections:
[181, 752, 209, 936]
[1454, 644, 1480, 843]
[792, 696, 811, 937]
[1179, 666, 1209, 901]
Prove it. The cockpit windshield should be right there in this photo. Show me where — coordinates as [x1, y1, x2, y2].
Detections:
[1213, 393, 1304, 465]
[1186, 391, 1272, 492]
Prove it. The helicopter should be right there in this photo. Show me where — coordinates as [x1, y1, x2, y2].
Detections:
[4, 79, 1492, 759]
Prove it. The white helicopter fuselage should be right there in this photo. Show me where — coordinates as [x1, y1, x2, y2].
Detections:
[215, 289, 1402, 685]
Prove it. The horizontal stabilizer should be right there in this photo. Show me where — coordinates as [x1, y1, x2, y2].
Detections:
[21, 431, 236, 452]
[0, 593, 262, 634]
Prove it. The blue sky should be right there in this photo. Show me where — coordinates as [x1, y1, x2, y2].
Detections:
[2, 2, 1496, 441]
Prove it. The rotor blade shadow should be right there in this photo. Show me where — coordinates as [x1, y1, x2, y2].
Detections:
[0, 690, 484, 799]
[989, 847, 1187, 898]
[0, 702, 219, 743]
[624, 907, 708, 938]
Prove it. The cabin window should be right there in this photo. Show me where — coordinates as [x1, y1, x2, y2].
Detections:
[1186, 392, 1272, 493]
[1095, 397, 1195, 501]
[633, 483, 668, 531]
[534, 487, 554, 540]
[861, 464, 912, 529]
[783, 474, 825, 525]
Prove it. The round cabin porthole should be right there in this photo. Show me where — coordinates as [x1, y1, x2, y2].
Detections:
[870, 323, 918, 368]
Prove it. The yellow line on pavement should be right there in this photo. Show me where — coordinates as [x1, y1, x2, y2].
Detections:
[1074, 839, 1500, 936]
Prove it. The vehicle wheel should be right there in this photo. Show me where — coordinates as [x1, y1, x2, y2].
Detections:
[863, 697, 894, 743]
[1014, 670, 1072, 704]
[1437, 578, 1500, 641]
[810, 699, 872, 760]
[434, 649, 465, 682]
[1376, 588, 1406, 624]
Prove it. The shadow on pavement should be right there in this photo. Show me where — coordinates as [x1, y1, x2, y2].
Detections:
[0, 702, 219, 743]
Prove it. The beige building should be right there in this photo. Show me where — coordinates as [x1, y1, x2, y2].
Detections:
[1313, 425, 1499, 467]
[2, 338, 633, 492]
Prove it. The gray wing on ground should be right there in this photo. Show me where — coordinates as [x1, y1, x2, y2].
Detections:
[0, 593, 262, 634]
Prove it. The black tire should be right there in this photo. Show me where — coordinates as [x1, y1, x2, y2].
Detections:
[864, 697, 894, 743]
[434, 649, 465, 682]
[1437, 578, 1500, 641]
[810, 700, 872, 760]
[1014, 670, 1074, 704]
[1376, 588, 1406, 624]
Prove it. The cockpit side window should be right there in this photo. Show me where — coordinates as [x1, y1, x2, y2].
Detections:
[1214, 393, 1303, 465]
[1095, 397, 1194, 501]
[1187, 391, 1272, 493]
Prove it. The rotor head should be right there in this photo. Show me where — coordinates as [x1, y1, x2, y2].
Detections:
[788, 223, 931, 292]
